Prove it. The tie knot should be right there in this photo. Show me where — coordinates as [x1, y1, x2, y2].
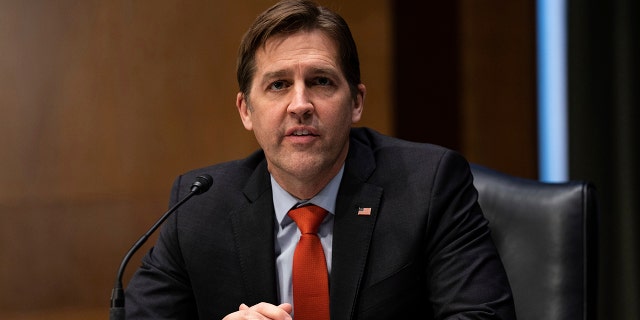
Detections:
[288, 204, 327, 234]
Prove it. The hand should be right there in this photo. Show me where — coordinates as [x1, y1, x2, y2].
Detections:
[222, 302, 293, 320]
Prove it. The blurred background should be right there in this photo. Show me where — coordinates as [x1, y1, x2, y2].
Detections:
[0, 0, 637, 319]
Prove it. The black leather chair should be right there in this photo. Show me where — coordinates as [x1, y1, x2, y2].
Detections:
[470, 163, 598, 320]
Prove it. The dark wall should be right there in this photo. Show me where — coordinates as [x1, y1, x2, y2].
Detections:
[392, 1, 538, 179]
[393, 2, 462, 151]
[569, 0, 640, 318]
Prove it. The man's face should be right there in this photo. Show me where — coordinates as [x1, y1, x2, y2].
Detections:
[236, 29, 365, 188]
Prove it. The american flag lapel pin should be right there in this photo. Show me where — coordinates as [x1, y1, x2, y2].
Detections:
[358, 207, 372, 216]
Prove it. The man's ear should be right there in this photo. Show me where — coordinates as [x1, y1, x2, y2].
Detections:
[236, 92, 253, 131]
[351, 84, 366, 124]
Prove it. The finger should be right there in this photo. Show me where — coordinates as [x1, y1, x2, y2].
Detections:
[277, 303, 293, 314]
[248, 302, 292, 320]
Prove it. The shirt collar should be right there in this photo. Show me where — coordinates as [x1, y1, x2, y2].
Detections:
[272, 164, 344, 228]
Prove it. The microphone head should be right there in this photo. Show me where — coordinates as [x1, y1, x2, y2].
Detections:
[190, 174, 213, 194]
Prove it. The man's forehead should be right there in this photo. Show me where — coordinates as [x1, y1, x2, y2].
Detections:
[259, 29, 338, 57]
[254, 30, 340, 73]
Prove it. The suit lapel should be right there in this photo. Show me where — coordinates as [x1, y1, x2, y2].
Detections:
[229, 160, 279, 305]
[330, 136, 382, 319]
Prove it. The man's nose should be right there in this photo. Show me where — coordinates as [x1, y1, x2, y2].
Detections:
[287, 84, 314, 117]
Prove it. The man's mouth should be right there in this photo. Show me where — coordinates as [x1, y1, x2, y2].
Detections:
[292, 129, 312, 136]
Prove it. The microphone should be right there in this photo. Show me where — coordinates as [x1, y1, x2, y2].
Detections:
[109, 174, 213, 320]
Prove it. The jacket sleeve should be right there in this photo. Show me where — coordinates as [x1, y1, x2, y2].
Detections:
[426, 150, 516, 319]
[124, 175, 198, 319]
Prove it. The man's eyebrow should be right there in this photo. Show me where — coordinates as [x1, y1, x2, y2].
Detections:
[261, 70, 290, 80]
[259, 67, 339, 84]
[309, 67, 339, 76]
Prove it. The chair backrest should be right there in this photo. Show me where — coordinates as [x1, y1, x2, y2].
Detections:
[470, 163, 598, 320]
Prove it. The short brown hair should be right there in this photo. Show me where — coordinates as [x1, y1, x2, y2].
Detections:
[236, 0, 361, 98]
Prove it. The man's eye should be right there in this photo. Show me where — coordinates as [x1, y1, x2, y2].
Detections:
[269, 81, 286, 90]
[315, 77, 331, 86]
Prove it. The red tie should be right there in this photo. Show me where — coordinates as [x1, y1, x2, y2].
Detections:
[288, 205, 330, 320]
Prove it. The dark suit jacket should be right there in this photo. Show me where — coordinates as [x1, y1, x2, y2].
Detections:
[125, 127, 516, 319]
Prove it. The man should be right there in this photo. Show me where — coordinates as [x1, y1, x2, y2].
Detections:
[125, 0, 516, 319]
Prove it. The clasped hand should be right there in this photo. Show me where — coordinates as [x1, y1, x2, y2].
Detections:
[222, 302, 293, 320]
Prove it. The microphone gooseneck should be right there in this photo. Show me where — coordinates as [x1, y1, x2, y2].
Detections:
[109, 174, 213, 320]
